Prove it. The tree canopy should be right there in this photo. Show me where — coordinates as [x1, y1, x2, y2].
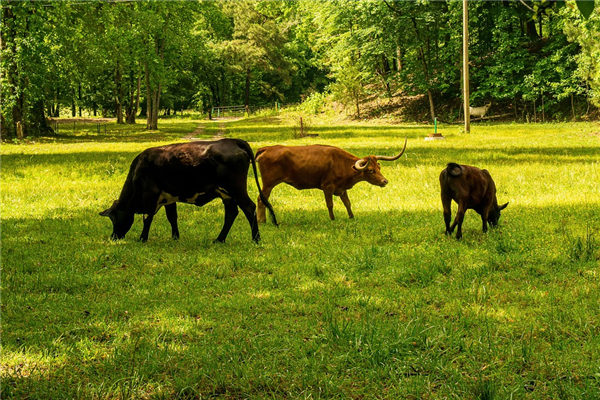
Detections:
[1, 0, 598, 137]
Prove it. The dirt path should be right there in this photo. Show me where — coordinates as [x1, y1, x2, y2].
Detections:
[185, 118, 237, 141]
[184, 124, 206, 140]
[214, 122, 226, 138]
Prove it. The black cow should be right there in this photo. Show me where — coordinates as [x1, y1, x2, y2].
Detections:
[100, 139, 277, 243]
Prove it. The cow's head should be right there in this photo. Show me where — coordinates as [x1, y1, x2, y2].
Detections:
[488, 202, 509, 227]
[99, 200, 134, 240]
[353, 137, 407, 187]
[353, 156, 388, 187]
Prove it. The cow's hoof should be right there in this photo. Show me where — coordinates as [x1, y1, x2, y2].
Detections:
[139, 237, 148, 243]
[172, 234, 180, 240]
[213, 238, 225, 244]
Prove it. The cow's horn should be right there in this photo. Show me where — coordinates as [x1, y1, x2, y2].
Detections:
[354, 158, 369, 171]
[375, 137, 407, 161]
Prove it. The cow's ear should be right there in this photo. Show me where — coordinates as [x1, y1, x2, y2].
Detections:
[352, 158, 369, 172]
[100, 201, 116, 217]
[499, 202, 509, 210]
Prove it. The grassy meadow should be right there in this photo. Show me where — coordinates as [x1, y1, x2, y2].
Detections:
[1, 116, 600, 399]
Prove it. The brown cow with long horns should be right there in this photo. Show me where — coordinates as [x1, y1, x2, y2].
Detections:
[255, 138, 407, 222]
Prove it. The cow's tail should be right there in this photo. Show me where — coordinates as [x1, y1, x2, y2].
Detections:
[236, 139, 279, 226]
[255, 147, 267, 160]
[446, 162, 463, 177]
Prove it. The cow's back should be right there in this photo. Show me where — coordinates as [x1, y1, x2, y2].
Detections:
[131, 140, 249, 200]
[442, 164, 496, 209]
[257, 145, 354, 189]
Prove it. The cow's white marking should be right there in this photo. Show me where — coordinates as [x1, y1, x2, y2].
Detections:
[156, 191, 209, 212]
[216, 187, 231, 200]
[156, 192, 179, 213]
[158, 192, 179, 205]
[185, 192, 205, 203]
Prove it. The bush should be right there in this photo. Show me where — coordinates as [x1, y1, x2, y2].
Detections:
[300, 92, 329, 115]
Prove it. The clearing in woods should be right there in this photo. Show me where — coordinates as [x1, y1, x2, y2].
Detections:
[1, 116, 599, 399]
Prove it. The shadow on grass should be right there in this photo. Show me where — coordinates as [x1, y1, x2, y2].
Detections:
[2, 144, 598, 174]
[2, 203, 599, 398]
[30, 121, 207, 144]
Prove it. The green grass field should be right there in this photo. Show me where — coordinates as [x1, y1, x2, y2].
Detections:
[2, 117, 600, 399]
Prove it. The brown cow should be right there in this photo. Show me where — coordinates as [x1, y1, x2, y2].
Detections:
[439, 163, 508, 239]
[255, 138, 407, 222]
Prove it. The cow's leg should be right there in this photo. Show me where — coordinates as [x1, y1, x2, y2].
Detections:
[340, 191, 354, 219]
[481, 208, 489, 233]
[140, 213, 154, 242]
[323, 191, 335, 220]
[139, 190, 160, 242]
[256, 184, 274, 224]
[165, 203, 179, 239]
[449, 201, 467, 240]
[441, 192, 452, 235]
[237, 194, 260, 243]
[215, 198, 239, 243]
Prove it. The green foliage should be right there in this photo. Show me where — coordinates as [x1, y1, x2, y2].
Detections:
[562, 4, 600, 107]
[300, 91, 329, 114]
[576, 0, 596, 19]
[1, 0, 598, 138]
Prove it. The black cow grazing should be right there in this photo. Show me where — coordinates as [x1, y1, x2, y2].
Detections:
[439, 163, 508, 239]
[100, 139, 277, 243]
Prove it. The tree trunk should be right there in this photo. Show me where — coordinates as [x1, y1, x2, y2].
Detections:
[1, 113, 9, 138]
[152, 82, 160, 129]
[427, 89, 436, 120]
[145, 62, 154, 129]
[139, 98, 147, 118]
[30, 100, 54, 136]
[355, 94, 360, 119]
[126, 73, 140, 124]
[115, 61, 124, 124]
[71, 91, 76, 117]
[411, 17, 436, 121]
[245, 68, 251, 107]
[78, 83, 82, 117]
[526, 20, 539, 40]
[570, 93, 575, 120]
[132, 75, 141, 123]
[396, 46, 402, 71]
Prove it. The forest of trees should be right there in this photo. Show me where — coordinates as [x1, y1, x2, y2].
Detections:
[1, 0, 598, 137]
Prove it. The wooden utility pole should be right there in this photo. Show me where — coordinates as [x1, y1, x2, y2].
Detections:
[463, 0, 470, 133]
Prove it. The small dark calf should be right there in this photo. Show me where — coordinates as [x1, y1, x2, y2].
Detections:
[439, 163, 508, 239]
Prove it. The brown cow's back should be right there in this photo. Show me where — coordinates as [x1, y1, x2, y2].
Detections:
[257, 145, 357, 190]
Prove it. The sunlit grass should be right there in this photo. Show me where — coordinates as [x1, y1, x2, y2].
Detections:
[1, 117, 599, 399]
